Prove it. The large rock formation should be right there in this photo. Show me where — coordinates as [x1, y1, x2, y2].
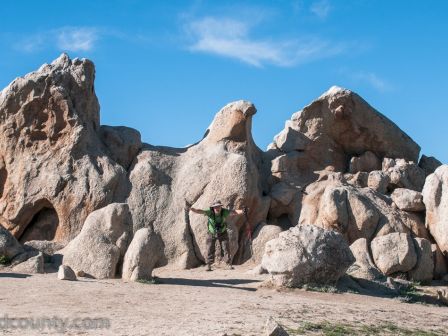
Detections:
[347, 238, 383, 281]
[422, 165, 448, 255]
[0, 54, 129, 244]
[12, 252, 44, 274]
[1, 55, 447, 285]
[122, 227, 162, 281]
[409, 237, 434, 283]
[419, 155, 442, 177]
[247, 221, 283, 264]
[264, 85, 445, 284]
[61, 203, 131, 278]
[266, 86, 423, 228]
[127, 100, 270, 268]
[370, 233, 417, 275]
[268, 86, 420, 173]
[261, 225, 354, 287]
[0, 224, 24, 260]
[391, 188, 425, 212]
[298, 176, 428, 244]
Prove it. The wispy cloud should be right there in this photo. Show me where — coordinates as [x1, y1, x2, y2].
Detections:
[184, 16, 345, 67]
[310, 0, 332, 19]
[13, 26, 100, 53]
[56, 27, 98, 52]
[18, 34, 46, 53]
[352, 71, 393, 92]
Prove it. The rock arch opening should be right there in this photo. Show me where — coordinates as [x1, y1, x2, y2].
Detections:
[19, 202, 59, 243]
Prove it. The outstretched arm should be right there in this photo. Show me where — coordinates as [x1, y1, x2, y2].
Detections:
[190, 207, 207, 215]
[185, 200, 207, 215]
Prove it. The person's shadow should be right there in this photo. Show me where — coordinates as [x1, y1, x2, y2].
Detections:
[0, 273, 32, 278]
[156, 277, 260, 292]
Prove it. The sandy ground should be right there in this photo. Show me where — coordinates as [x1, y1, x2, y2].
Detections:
[0, 265, 447, 336]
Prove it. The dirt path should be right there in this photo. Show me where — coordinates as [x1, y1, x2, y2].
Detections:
[0, 265, 447, 335]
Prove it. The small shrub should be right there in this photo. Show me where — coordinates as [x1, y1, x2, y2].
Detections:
[302, 284, 340, 294]
[0, 255, 10, 265]
[136, 278, 159, 285]
[288, 321, 443, 335]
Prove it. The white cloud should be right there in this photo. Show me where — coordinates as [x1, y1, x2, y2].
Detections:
[13, 27, 99, 53]
[310, 0, 332, 19]
[18, 34, 46, 53]
[56, 27, 98, 52]
[352, 71, 392, 92]
[185, 16, 345, 67]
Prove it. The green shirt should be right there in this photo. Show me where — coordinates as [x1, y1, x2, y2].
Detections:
[204, 208, 230, 235]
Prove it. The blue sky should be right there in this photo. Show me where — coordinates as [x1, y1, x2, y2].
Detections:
[1, 1, 447, 162]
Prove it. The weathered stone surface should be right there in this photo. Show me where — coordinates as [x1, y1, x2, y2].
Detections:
[367, 170, 390, 194]
[266, 87, 422, 243]
[268, 180, 303, 227]
[391, 188, 425, 212]
[269, 182, 297, 206]
[399, 211, 429, 240]
[261, 225, 354, 287]
[269, 151, 309, 185]
[0, 224, 24, 259]
[432, 244, 448, 279]
[436, 289, 448, 305]
[419, 155, 442, 177]
[128, 100, 270, 269]
[299, 175, 431, 245]
[122, 227, 162, 281]
[12, 252, 44, 274]
[371, 233, 417, 275]
[349, 151, 381, 174]
[99, 125, 142, 170]
[322, 184, 380, 242]
[1, 56, 443, 280]
[265, 316, 289, 336]
[264, 88, 433, 281]
[383, 158, 426, 192]
[0, 54, 128, 244]
[247, 221, 283, 264]
[273, 126, 310, 153]
[345, 172, 369, 188]
[270, 86, 420, 177]
[24, 240, 64, 256]
[422, 165, 448, 254]
[61, 203, 131, 279]
[408, 238, 434, 283]
[57, 264, 77, 281]
[302, 180, 397, 242]
[347, 238, 382, 281]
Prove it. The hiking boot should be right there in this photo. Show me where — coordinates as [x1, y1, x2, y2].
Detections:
[206, 264, 212, 271]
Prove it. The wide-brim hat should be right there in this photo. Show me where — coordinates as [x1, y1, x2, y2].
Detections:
[210, 200, 223, 208]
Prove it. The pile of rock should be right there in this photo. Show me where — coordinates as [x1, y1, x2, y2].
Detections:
[262, 86, 446, 286]
[0, 55, 446, 288]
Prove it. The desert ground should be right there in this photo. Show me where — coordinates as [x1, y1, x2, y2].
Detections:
[1, 264, 446, 336]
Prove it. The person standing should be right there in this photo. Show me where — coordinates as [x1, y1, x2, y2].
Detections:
[186, 200, 246, 271]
